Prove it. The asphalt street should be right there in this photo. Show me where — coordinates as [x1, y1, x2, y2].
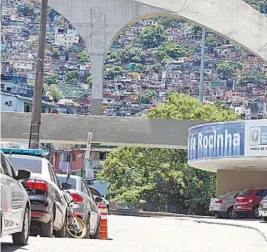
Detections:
[1, 215, 266, 252]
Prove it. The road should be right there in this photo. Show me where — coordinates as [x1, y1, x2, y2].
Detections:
[1, 215, 266, 252]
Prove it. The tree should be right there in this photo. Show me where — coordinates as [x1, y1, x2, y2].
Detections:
[64, 70, 79, 84]
[156, 42, 195, 61]
[150, 63, 163, 73]
[217, 62, 235, 81]
[139, 25, 167, 49]
[20, 4, 36, 17]
[67, 45, 80, 54]
[191, 25, 202, 35]
[156, 17, 185, 29]
[44, 84, 62, 102]
[51, 48, 61, 59]
[120, 47, 146, 65]
[80, 51, 90, 62]
[104, 66, 123, 80]
[98, 94, 239, 215]
[140, 89, 156, 104]
[45, 74, 58, 85]
[47, 8, 59, 22]
[135, 64, 145, 73]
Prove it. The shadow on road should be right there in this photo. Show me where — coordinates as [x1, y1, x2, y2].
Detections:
[1, 242, 28, 252]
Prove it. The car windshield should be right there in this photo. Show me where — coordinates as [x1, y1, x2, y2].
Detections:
[238, 190, 253, 197]
[6, 155, 42, 173]
[57, 176, 77, 189]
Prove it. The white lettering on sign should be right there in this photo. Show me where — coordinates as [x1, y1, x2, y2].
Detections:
[190, 129, 240, 153]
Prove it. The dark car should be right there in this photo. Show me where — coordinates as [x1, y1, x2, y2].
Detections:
[5, 150, 68, 237]
[234, 187, 267, 218]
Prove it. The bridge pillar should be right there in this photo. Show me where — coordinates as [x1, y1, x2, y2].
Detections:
[91, 53, 104, 115]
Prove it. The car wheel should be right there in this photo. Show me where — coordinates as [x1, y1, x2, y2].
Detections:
[12, 206, 30, 245]
[263, 217, 267, 222]
[55, 214, 66, 238]
[41, 210, 54, 237]
[227, 207, 237, 219]
[254, 207, 260, 218]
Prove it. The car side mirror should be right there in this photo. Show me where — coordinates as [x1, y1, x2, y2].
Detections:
[95, 196, 103, 203]
[16, 169, 31, 180]
[62, 182, 72, 190]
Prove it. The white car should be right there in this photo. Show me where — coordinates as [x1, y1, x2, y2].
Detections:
[0, 150, 31, 245]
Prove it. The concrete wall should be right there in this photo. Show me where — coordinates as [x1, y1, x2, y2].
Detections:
[216, 170, 267, 196]
[0, 112, 208, 148]
[0, 94, 25, 112]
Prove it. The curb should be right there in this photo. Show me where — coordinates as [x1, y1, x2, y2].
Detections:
[191, 219, 267, 242]
[109, 209, 211, 219]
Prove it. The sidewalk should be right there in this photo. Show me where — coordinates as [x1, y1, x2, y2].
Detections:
[175, 217, 267, 241]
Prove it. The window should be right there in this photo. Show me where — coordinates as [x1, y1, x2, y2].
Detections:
[255, 190, 264, 197]
[1, 153, 15, 178]
[63, 153, 71, 162]
[48, 163, 60, 187]
[72, 153, 76, 161]
[239, 190, 253, 197]
[81, 179, 89, 195]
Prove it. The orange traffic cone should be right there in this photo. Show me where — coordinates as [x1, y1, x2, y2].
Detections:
[98, 204, 108, 240]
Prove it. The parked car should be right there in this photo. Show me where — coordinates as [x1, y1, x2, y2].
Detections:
[259, 196, 267, 222]
[57, 174, 100, 238]
[88, 185, 110, 210]
[209, 191, 241, 219]
[0, 150, 31, 245]
[4, 148, 68, 237]
[234, 187, 267, 218]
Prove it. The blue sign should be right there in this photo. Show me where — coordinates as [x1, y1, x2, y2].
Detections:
[188, 122, 245, 161]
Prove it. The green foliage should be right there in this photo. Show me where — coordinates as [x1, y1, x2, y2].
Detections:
[80, 51, 90, 62]
[67, 45, 80, 54]
[246, 0, 267, 13]
[217, 62, 235, 80]
[120, 47, 146, 65]
[150, 63, 163, 73]
[45, 74, 58, 85]
[156, 42, 195, 62]
[99, 94, 239, 215]
[104, 66, 123, 80]
[238, 72, 266, 85]
[156, 17, 185, 29]
[47, 8, 59, 22]
[140, 90, 156, 104]
[51, 48, 61, 59]
[139, 25, 167, 49]
[134, 64, 145, 73]
[64, 70, 79, 84]
[20, 4, 36, 17]
[44, 84, 62, 102]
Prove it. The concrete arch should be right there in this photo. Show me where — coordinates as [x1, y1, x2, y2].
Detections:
[49, 0, 267, 115]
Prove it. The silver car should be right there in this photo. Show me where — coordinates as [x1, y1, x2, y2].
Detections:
[0, 150, 31, 245]
[209, 191, 241, 219]
[57, 174, 100, 238]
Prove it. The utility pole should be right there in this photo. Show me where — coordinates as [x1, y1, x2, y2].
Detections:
[29, 0, 48, 149]
[199, 28, 206, 103]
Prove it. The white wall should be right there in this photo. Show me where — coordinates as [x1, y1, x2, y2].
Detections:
[0, 94, 25, 112]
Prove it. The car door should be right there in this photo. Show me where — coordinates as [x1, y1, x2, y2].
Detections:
[47, 163, 66, 228]
[0, 159, 11, 236]
[81, 179, 98, 232]
[0, 153, 23, 232]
